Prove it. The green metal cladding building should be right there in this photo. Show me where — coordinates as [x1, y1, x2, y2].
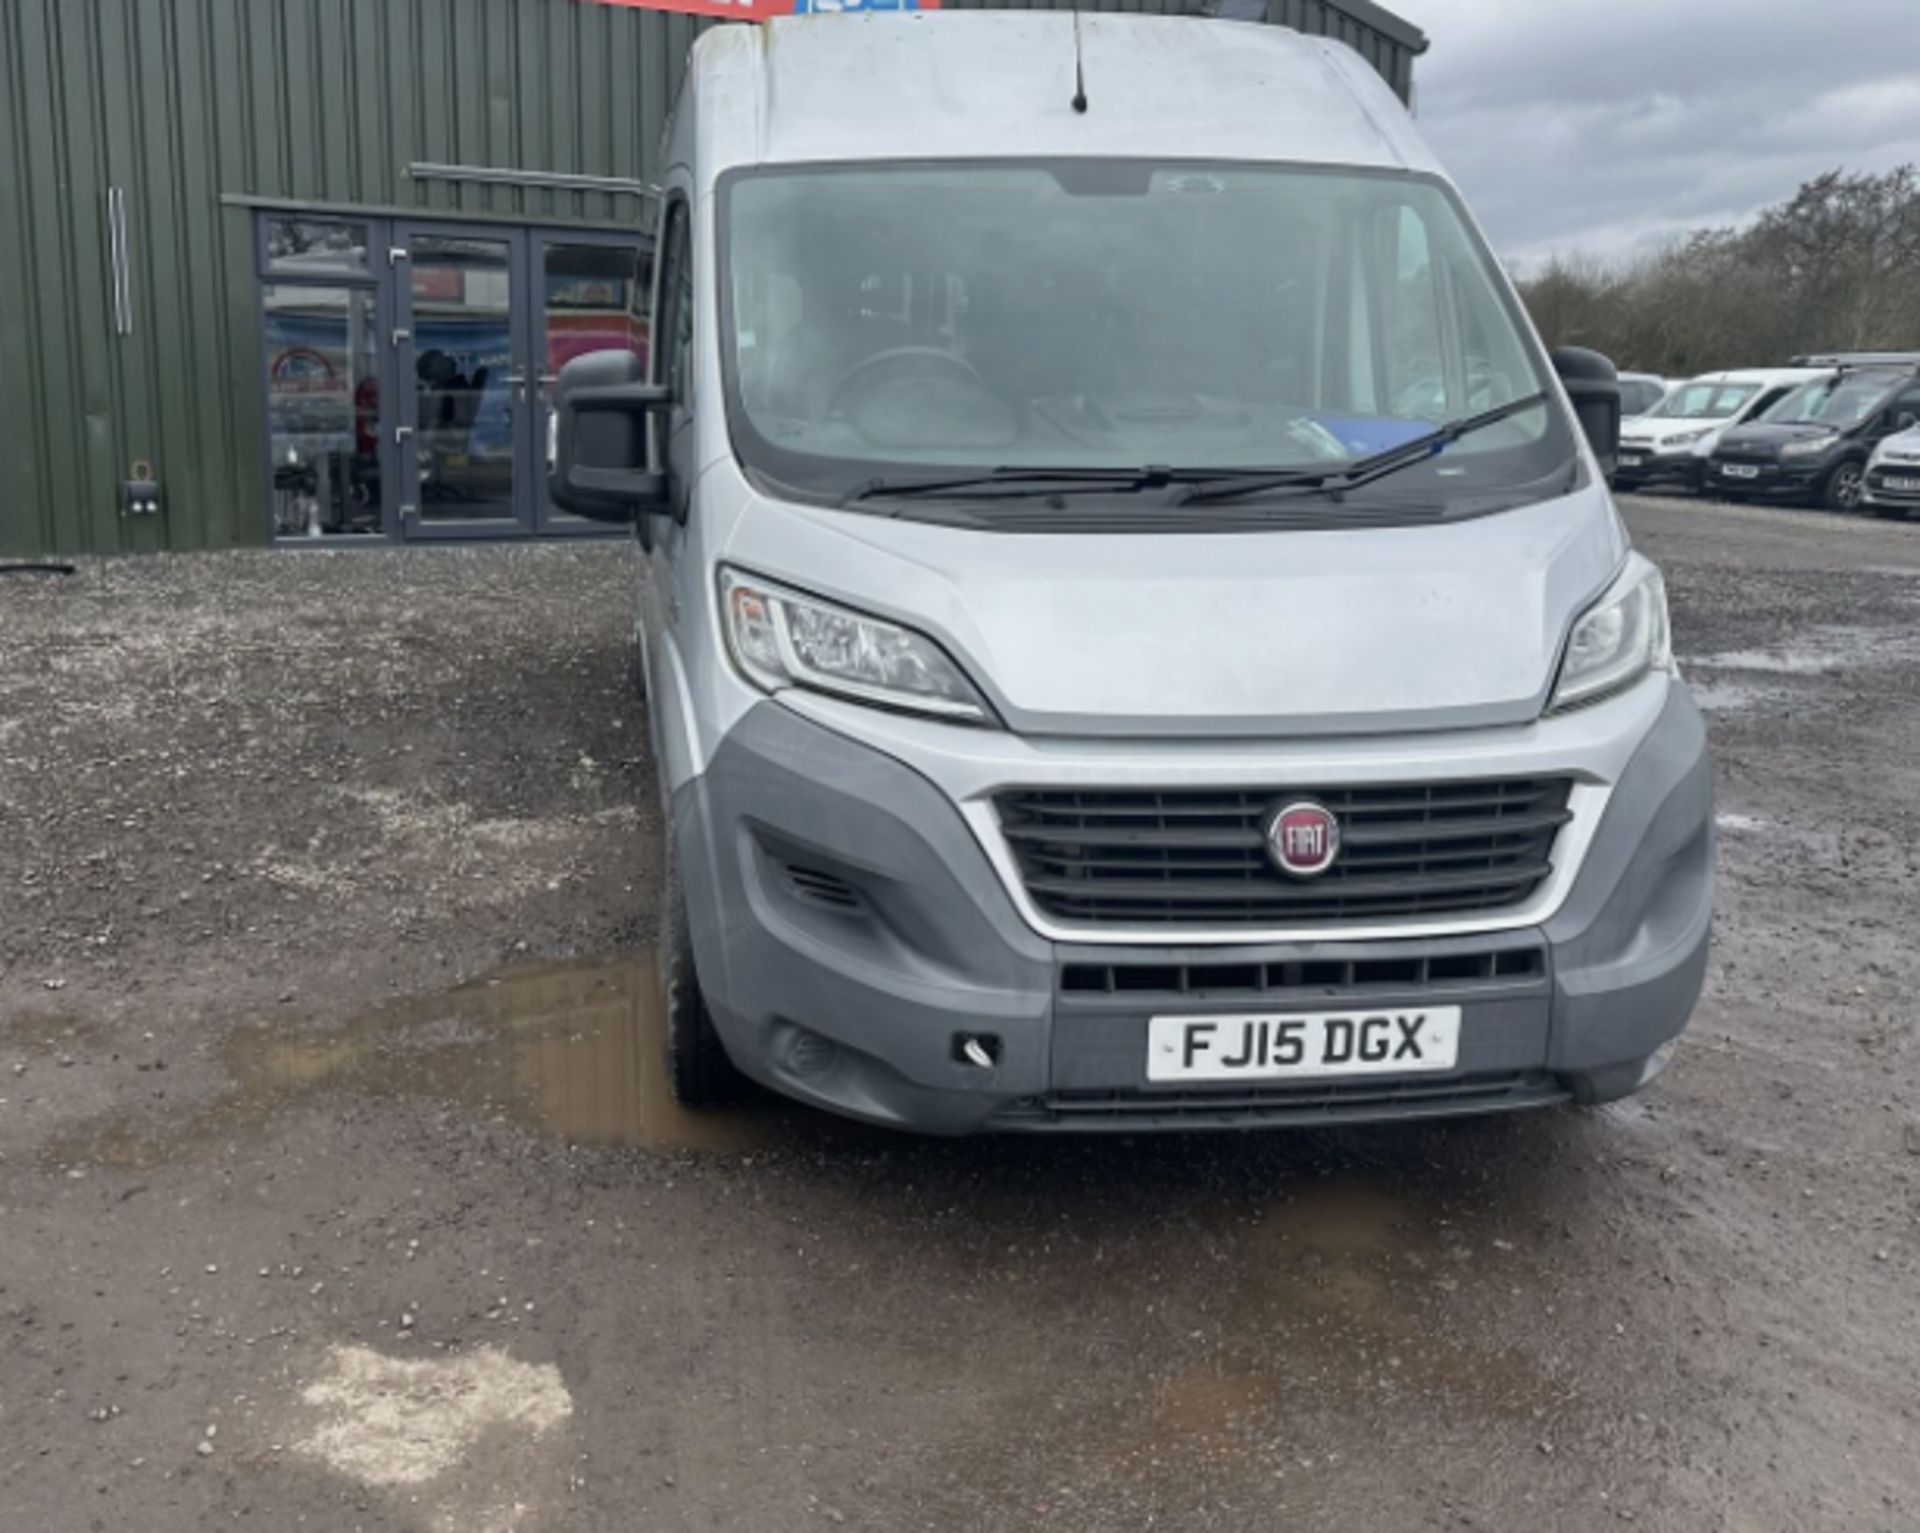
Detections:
[0, 0, 1425, 557]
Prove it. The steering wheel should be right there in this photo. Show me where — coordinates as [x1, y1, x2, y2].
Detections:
[827, 346, 988, 418]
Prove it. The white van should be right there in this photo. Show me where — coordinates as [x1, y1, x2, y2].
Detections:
[1617, 372, 1673, 420]
[1617, 367, 1828, 493]
[550, 13, 1712, 1133]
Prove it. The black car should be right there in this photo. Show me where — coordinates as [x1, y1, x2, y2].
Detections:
[1706, 364, 1920, 511]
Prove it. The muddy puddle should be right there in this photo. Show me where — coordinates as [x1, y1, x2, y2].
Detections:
[1093, 1175, 1569, 1471]
[41, 958, 787, 1172]
[1241, 1178, 1563, 1412]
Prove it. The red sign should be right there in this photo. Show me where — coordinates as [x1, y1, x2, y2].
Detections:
[582, 0, 936, 17]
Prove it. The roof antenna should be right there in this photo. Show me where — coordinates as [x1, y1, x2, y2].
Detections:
[1070, 10, 1089, 114]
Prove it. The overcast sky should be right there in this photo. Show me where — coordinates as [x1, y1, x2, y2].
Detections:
[1388, 0, 1920, 271]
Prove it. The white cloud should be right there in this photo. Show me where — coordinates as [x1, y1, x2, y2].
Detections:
[1387, 0, 1920, 266]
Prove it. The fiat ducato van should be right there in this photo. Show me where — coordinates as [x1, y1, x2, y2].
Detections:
[550, 12, 1713, 1133]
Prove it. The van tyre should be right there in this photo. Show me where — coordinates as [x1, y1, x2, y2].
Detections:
[659, 838, 752, 1107]
[1821, 461, 1864, 512]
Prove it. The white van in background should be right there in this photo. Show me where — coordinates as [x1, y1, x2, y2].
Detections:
[1617, 372, 1672, 419]
[1616, 368, 1828, 493]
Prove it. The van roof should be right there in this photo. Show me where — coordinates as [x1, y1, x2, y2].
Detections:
[680, 13, 1436, 184]
[1680, 368, 1831, 387]
[1789, 352, 1920, 369]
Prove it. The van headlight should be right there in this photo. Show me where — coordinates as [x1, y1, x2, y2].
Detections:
[719, 567, 996, 725]
[1660, 427, 1711, 447]
[1549, 562, 1672, 712]
[1779, 433, 1838, 458]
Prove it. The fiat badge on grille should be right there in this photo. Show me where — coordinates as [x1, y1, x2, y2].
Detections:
[1266, 800, 1341, 878]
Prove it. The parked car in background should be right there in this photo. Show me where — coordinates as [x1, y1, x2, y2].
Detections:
[1863, 420, 1920, 519]
[1616, 368, 1825, 493]
[1617, 372, 1672, 419]
[1707, 358, 1920, 510]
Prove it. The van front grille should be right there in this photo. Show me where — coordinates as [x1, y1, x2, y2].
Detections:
[991, 1071, 1567, 1130]
[1060, 944, 1546, 996]
[995, 779, 1573, 928]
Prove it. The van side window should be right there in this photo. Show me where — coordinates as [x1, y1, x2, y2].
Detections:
[659, 199, 694, 405]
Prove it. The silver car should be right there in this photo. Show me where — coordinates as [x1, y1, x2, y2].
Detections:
[550, 12, 1713, 1133]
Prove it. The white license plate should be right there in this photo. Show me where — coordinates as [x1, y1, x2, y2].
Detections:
[1146, 1008, 1462, 1083]
[1720, 463, 1761, 480]
[1884, 476, 1920, 491]
[1619, 452, 1648, 467]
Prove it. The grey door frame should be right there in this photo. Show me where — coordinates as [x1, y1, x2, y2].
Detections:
[255, 213, 647, 545]
[393, 220, 538, 542]
[255, 213, 402, 544]
[528, 226, 654, 538]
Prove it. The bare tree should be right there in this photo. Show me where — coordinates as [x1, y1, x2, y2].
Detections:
[1517, 166, 1920, 374]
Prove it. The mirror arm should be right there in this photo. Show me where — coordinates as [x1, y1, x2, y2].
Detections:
[570, 382, 672, 418]
[550, 375, 674, 523]
[568, 463, 666, 500]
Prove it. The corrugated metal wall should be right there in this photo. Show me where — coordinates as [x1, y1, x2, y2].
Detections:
[0, 0, 701, 558]
[1270, 0, 1423, 101]
[948, 0, 1424, 103]
[0, 0, 1421, 558]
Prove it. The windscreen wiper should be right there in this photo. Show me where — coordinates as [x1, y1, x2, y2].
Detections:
[1176, 391, 1553, 506]
[846, 465, 1233, 504]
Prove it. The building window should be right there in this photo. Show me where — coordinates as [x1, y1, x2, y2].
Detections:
[252, 209, 650, 543]
[264, 217, 375, 278]
[263, 284, 384, 537]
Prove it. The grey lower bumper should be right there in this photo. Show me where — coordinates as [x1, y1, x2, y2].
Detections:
[673, 684, 1712, 1133]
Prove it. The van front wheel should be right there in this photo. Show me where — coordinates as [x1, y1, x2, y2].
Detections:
[658, 838, 752, 1107]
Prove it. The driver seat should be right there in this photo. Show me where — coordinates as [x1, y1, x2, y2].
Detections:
[762, 306, 917, 422]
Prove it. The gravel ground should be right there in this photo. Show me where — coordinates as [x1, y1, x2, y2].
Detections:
[2, 498, 1918, 1531]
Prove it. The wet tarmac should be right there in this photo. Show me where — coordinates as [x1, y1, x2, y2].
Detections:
[5, 498, 1920, 1531]
[40, 960, 777, 1173]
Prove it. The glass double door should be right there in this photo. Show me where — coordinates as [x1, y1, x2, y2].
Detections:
[395, 223, 650, 539]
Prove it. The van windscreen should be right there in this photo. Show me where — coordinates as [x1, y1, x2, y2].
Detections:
[1651, 382, 1760, 420]
[720, 162, 1573, 511]
[1761, 373, 1896, 428]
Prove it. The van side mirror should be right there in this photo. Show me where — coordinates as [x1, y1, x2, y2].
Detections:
[550, 350, 672, 523]
[1550, 347, 1622, 483]
[1896, 412, 1917, 432]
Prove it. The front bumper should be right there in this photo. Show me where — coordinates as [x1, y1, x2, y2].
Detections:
[1864, 465, 1920, 509]
[1615, 450, 1705, 490]
[1705, 456, 1825, 498]
[673, 683, 1713, 1134]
